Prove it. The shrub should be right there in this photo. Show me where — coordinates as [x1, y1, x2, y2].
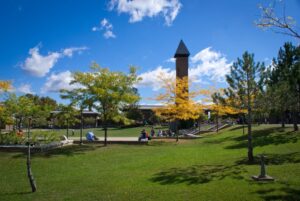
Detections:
[0, 132, 25, 145]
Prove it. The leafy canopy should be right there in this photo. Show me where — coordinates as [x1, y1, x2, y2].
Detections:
[153, 75, 204, 121]
[61, 63, 141, 123]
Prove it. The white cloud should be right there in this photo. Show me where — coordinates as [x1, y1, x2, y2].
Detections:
[41, 71, 81, 93]
[21, 46, 61, 77]
[103, 30, 116, 39]
[109, 0, 182, 26]
[21, 45, 87, 77]
[190, 47, 232, 82]
[101, 18, 113, 29]
[92, 18, 116, 39]
[137, 66, 175, 91]
[191, 47, 221, 63]
[92, 26, 99, 31]
[17, 84, 34, 94]
[136, 47, 232, 90]
[63, 46, 88, 57]
[165, 57, 175, 63]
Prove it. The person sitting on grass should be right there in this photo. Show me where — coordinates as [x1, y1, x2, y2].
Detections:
[157, 129, 162, 137]
[150, 127, 155, 137]
[139, 129, 147, 141]
[146, 131, 151, 140]
[86, 131, 98, 141]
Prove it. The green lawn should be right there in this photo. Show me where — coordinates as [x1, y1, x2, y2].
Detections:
[31, 125, 167, 138]
[0, 124, 299, 201]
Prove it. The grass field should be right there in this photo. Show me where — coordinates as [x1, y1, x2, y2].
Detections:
[0, 124, 299, 201]
[30, 125, 168, 138]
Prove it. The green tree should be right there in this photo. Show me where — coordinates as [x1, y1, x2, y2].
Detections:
[124, 87, 144, 124]
[225, 52, 265, 162]
[0, 81, 12, 133]
[54, 104, 80, 138]
[270, 43, 300, 131]
[23, 94, 57, 128]
[61, 63, 140, 146]
[4, 94, 38, 192]
[210, 91, 242, 132]
[124, 105, 143, 123]
[60, 87, 93, 145]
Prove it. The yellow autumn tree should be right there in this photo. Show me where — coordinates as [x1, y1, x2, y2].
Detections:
[210, 90, 246, 132]
[0, 81, 11, 91]
[0, 80, 12, 133]
[153, 74, 205, 141]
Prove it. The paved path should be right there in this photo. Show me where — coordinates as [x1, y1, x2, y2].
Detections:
[69, 137, 139, 142]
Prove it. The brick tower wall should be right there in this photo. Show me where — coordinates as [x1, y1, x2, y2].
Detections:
[176, 57, 188, 79]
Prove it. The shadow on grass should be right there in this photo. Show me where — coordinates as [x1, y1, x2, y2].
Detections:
[150, 163, 247, 185]
[202, 136, 233, 145]
[228, 125, 245, 132]
[151, 149, 300, 186]
[255, 186, 300, 201]
[226, 127, 299, 149]
[12, 145, 103, 158]
[0, 191, 32, 196]
[235, 152, 300, 166]
[148, 141, 171, 146]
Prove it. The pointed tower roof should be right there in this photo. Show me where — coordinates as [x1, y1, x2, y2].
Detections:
[174, 40, 190, 58]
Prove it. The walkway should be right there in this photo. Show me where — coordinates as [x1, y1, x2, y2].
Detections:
[69, 137, 139, 142]
[69, 137, 147, 145]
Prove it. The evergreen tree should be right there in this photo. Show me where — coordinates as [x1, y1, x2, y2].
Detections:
[225, 52, 265, 162]
[271, 42, 300, 131]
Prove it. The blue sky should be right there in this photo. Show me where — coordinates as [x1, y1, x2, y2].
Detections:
[0, 0, 299, 104]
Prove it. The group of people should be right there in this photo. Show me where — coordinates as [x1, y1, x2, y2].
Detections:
[138, 127, 174, 141]
[155, 129, 174, 137]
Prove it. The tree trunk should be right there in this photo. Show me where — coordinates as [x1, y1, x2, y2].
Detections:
[176, 119, 179, 142]
[242, 115, 245, 135]
[104, 127, 107, 146]
[27, 145, 37, 192]
[95, 116, 98, 128]
[18, 117, 22, 130]
[216, 114, 219, 133]
[52, 118, 54, 130]
[66, 119, 69, 138]
[13, 118, 17, 132]
[80, 110, 83, 145]
[247, 111, 254, 162]
[292, 111, 298, 131]
[0, 121, 2, 141]
[247, 72, 254, 162]
[281, 110, 285, 128]
[103, 114, 107, 146]
[27, 118, 37, 192]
